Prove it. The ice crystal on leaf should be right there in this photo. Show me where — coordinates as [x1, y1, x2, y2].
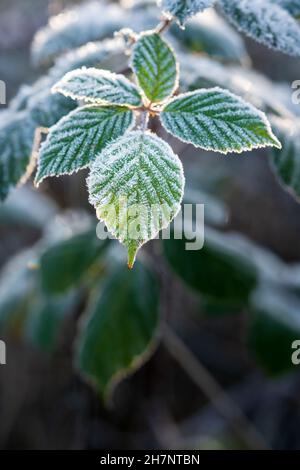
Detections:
[131, 32, 179, 103]
[159, 0, 216, 26]
[271, 0, 300, 17]
[35, 106, 135, 186]
[219, 0, 300, 57]
[87, 131, 185, 267]
[160, 88, 281, 154]
[53, 68, 142, 107]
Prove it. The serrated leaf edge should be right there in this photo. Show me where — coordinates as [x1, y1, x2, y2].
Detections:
[34, 105, 136, 187]
[160, 87, 282, 154]
[52, 67, 142, 108]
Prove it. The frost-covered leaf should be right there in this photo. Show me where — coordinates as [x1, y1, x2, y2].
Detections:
[87, 131, 185, 267]
[160, 88, 281, 154]
[131, 32, 178, 103]
[159, 0, 216, 25]
[53, 68, 142, 107]
[169, 9, 248, 64]
[76, 261, 160, 398]
[0, 112, 36, 201]
[269, 115, 300, 200]
[220, 0, 300, 57]
[35, 105, 135, 185]
[40, 229, 109, 294]
[31, 1, 127, 66]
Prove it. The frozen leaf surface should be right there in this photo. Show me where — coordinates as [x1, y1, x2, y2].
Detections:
[160, 88, 281, 154]
[131, 33, 178, 103]
[160, 0, 216, 25]
[87, 131, 184, 267]
[53, 68, 142, 107]
[271, 0, 300, 17]
[35, 105, 135, 185]
[220, 0, 300, 57]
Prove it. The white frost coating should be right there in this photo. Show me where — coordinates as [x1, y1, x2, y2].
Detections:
[35, 105, 135, 186]
[87, 131, 185, 266]
[271, 0, 300, 17]
[53, 68, 142, 107]
[131, 32, 179, 103]
[31, 1, 127, 65]
[269, 115, 300, 200]
[160, 87, 282, 154]
[159, 0, 216, 25]
[0, 111, 36, 201]
[220, 0, 300, 57]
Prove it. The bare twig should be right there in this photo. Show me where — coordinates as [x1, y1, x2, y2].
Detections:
[163, 325, 270, 450]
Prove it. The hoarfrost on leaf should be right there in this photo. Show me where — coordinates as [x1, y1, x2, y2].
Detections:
[159, 0, 216, 26]
[53, 68, 142, 107]
[219, 0, 300, 57]
[35, 105, 135, 185]
[160, 87, 281, 154]
[87, 131, 185, 267]
[131, 32, 179, 103]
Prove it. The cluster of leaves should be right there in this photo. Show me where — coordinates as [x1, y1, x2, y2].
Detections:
[1, 0, 300, 397]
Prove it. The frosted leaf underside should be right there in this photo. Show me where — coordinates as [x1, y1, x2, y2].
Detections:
[160, 88, 281, 154]
[87, 131, 184, 267]
[35, 105, 135, 185]
[0, 112, 36, 201]
[270, 116, 300, 199]
[220, 0, 300, 57]
[160, 0, 216, 25]
[53, 68, 142, 107]
[131, 33, 178, 103]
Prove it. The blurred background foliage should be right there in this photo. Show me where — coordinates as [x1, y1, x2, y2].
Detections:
[1, 0, 300, 450]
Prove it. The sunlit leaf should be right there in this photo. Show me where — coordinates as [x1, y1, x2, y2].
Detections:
[53, 68, 142, 107]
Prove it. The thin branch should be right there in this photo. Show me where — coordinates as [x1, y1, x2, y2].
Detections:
[156, 15, 173, 35]
[163, 325, 270, 450]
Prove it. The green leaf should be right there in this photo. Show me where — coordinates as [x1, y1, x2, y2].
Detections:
[25, 293, 77, 353]
[160, 0, 216, 26]
[269, 115, 300, 201]
[76, 261, 160, 399]
[170, 9, 248, 64]
[40, 229, 109, 294]
[87, 131, 185, 268]
[220, 0, 300, 57]
[35, 105, 135, 185]
[163, 228, 258, 305]
[249, 284, 300, 374]
[53, 68, 142, 107]
[0, 111, 36, 201]
[160, 88, 281, 154]
[131, 32, 178, 103]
